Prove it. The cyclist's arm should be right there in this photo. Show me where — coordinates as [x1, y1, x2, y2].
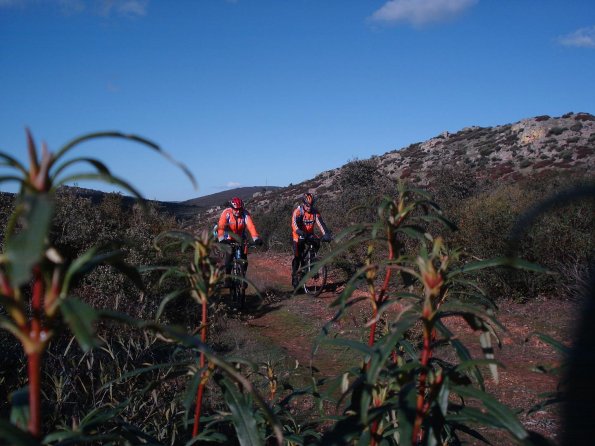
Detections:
[217, 210, 228, 241]
[291, 207, 301, 232]
[244, 212, 260, 241]
[315, 212, 330, 237]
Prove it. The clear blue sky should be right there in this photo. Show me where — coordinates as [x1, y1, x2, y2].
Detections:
[1, 0, 594, 202]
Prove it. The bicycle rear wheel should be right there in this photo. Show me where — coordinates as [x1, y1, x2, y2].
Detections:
[303, 252, 327, 297]
[230, 261, 246, 308]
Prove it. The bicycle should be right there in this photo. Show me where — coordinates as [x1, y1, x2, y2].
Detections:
[226, 241, 255, 309]
[299, 236, 328, 297]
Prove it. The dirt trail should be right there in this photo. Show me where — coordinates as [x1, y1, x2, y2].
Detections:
[243, 253, 358, 377]
[239, 252, 577, 443]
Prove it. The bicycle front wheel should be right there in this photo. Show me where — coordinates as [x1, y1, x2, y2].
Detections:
[303, 253, 327, 297]
[230, 261, 246, 308]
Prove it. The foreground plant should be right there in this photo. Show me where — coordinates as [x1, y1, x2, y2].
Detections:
[151, 230, 284, 444]
[0, 129, 195, 442]
[307, 184, 550, 445]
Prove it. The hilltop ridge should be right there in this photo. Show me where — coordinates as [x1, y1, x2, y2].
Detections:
[243, 111, 594, 212]
[37, 112, 594, 224]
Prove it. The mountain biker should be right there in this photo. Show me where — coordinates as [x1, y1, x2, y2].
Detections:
[217, 197, 263, 279]
[291, 193, 332, 289]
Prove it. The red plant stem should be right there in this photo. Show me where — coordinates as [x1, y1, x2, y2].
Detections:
[367, 304, 378, 349]
[421, 372, 443, 415]
[412, 306, 433, 444]
[28, 267, 44, 437]
[192, 383, 206, 437]
[368, 228, 398, 446]
[192, 297, 208, 437]
[0, 270, 13, 296]
[27, 351, 41, 437]
[367, 230, 396, 350]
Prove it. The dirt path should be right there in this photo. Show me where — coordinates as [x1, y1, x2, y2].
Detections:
[236, 252, 577, 443]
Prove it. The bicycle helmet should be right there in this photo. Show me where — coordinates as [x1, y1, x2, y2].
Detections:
[302, 193, 314, 207]
[230, 197, 244, 210]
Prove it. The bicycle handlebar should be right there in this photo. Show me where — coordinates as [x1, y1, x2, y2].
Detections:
[302, 235, 331, 244]
[220, 240, 260, 248]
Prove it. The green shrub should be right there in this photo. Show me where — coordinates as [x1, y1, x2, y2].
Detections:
[448, 172, 594, 300]
[547, 127, 567, 136]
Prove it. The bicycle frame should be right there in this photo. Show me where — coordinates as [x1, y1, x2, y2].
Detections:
[226, 241, 252, 308]
[299, 238, 327, 296]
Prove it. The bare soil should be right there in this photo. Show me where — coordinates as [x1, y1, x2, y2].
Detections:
[232, 252, 578, 444]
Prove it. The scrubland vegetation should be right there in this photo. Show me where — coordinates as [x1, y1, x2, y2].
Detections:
[0, 130, 593, 445]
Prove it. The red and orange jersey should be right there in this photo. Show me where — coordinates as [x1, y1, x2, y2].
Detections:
[217, 207, 259, 241]
[291, 205, 329, 242]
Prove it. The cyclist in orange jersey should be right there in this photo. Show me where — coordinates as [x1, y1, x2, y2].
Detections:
[291, 193, 332, 289]
[217, 197, 263, 278]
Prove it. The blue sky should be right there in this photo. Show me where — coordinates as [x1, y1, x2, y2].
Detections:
[1, 0, 594, 202]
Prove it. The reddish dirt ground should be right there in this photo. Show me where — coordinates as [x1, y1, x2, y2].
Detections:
[243, 252, 577, 444]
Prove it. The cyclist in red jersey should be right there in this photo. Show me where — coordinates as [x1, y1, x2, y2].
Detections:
[291, 193, 332, 289]
[217, 197, 263, 277]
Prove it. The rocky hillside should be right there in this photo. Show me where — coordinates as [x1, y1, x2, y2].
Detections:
[244, 111, 594, 212]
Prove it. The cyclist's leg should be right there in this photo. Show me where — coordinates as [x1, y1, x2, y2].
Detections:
[292, 240, 303, 288]
[241, 250, 248, 289]
[223, 249, 233, 286]
[311, 237, 320, 254]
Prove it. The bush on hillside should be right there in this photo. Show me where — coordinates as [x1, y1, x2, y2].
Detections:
[252, 199, 294, 252]
[449, 173, 594, 300]
[51, 188, 188, 322]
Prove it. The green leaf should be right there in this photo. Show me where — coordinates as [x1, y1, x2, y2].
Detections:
[54, 131, 198, 190]
[527, 332, 570, 356]
[479, 331, 498, 383]
[215, 374, 263, 446]
[183, 369, 203, 428]
[403, 186, 432, 199]
[438, 302, 503, 332]
[396, 383, 416, 446]
[184, 431, 229, 445]
[318, 338, 374, 357]
[78, 399, 129, 431]
[448, 257, 548, 279]
[5, 194, 54, 286]
[9, 387, 29, 430]
[0, 315, 30, 348]
[452, 385, 528, 440]
[397, 225, 428, 241]
[0, 175, 26, 187]
[0, 152, 28, 174]
[435, 321, 484, 389]
[154, 230, 197, 252]
[99, 361, 190, 391]
[53, 172, 144, 200]
[367, 312, 418, 383]
[156, 288, 189, 320]
[59, 298, 100, 352]
[51, 157, 112, 179]
[0, 419, 37, 446]
[416, 213, 458, 231]
[61, 248, 143, 297]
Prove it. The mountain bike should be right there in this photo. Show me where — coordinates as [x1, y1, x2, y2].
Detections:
[227, 241, 254, 309]
[300, 237, 328, 297]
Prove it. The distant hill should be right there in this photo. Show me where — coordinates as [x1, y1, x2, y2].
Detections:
[181, 186, 281, 208]
[36, 185, 283, 221]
